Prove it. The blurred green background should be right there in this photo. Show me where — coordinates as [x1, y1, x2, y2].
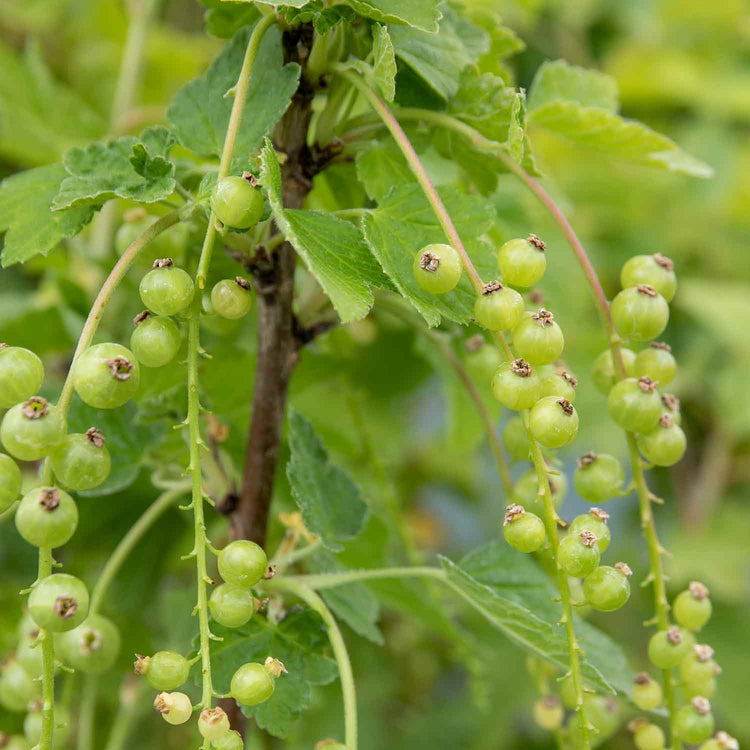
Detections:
[0, 0, 748, 748]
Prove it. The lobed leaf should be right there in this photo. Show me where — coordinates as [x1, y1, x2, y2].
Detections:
[528, 59, 619, 112]
[344, 0, 441, 32]
[341, 23, 396, 102]
[280, 2, 356, 34]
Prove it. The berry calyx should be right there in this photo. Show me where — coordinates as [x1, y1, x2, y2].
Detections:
[198, 707, 231, 741]
[502, 504, 546, 553]
[231, 658, 286, 706]
[634, 342, 677, 385]
[56, 614, 121, 674]
[648, 626, 690, 669]
[218, 540, 268, 588]
[136, 650, 190, 691]
[583, 564, 631, 611]
[211, 277, 254, 320]
[528, 396, 579, 449]
[637, 414, 687, 466]
[209, 583, 257, 628]
[632, 672, 663, 710]
[412, 244, 462, 294]
[15, 487, 78, 548]
[49, 429, 111, 491]
[212, 174, 265, 230]
[557, 529, 601, 577]
[533, 695, 563, 731]
[153, 691, 193, 725]
[491, 358, 543, 410]
[673, 582, 712, 631]
[592, 347, 636, 394]
[474, 281, 524, 331]
[512, 309, 565, 365]
[573, 452, 624, 503]
[610, 284, 670, 342]
[130, 311, 181, 368]
[28, 573, 89, 632]
[0, 397, 65, 461]
[621, 253, 677, 302]
[0, 345, 44, 409]
[72, 343, 140, 409]
[676, 697, 715, 744]
[139, 258, 195, 316]
[0, 453, 22, 513]
[607, 377, 663, 433]
[568, 508, 611, 553]
[497, 235, 547, 287]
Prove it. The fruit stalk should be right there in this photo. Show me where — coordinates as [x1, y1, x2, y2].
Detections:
[38, 546, 55, 750]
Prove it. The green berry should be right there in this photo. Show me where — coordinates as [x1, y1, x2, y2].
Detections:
[503, 416, 531, 461]
[681, 645, 719, 688]
[699, 733, 740, 750]
[0, 397, 65, 462]
[209, 583, 256, 628]
[218, 540, 268, 588]
[474, 281, 524, 330]
[15, 487, 78, 549]
[0, 658, 35, 712]
[130, 311, 181, 368]
[634, 343, 677, 385]
[0, 452, 22, 512]
[16, 631, 44, 678]
[637, 414, 686, 466]
[139, 258, 195, 316]
[413, 243, 462, 294]
[633, 722, 666, 750]
[673, 582, 712, 631]
[213, 175, 265, 229]
[648, 626, 691, 669]
[632, 673, 663, 710]
[56, 614, 121, 674]
[592, 347, 636, 394]
[560, 673, 578, 709]
[621, 253, 677, 302]
[512, 469, 567, 510]
[568, 508, 611, 553]
[539, 368, 577, 402]
[198, 707, 231, 741]
[211, 277, 254, 320]
[137, 651, 190, 691]
[584, 563, 632, 611]
[72, 343, 140, 409]
[464, 336, 503, 384]
[24, 705, 70, 749]
[584, 693, 621, 737]
[608, 376, 662, 433]
[153, 691, 193, 725]
[676, 698, 715, 744]
[491, 358, 543, 410]
[503, 504, 546, 553]
[529, 396, 579, 449]
[48, 428, 111, 491]
[28, 574, 89, 632]
[685, 677, 716, 700]
[558, 529, 600, 577]
[115, 210, 188, 258]
[497, 235, 547, 287]
[512, 309, 565, 365]
[0, 345, 44, 409]
[611, 284, 669, 342]
[533, 695, 563, 731]
[573, 453, 624, 503]
[231, 659, 285, 706]
[213, 730, 244, 750]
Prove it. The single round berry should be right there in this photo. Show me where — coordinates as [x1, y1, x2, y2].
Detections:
[153, 691, 193, 725]
[49, 428, 111, 491]
[676, 699, 715, 744]
[611, 285, 670, 342]
[218, 540, 268, 588]
[15, 487, 78, 548]
[503, 504, 546, 553]
[464, 336, 503, 384]
[213, 730, 244, 750]
[199, 707, 231, 741]
[0, 453, 22, 512]
[24, 705, 70, 749]
[632, 673, 663, 710]
[637, 415, 686, 466]
[633, 722, 666, 750]
[573, 453, 624, 504]
[0, 397, 65, 461]
[28, 574, 89, 633]
[413, 244, 462, 294]
[213, 175, 265, 229]
[72, 343, 140, 409]
[497, 235, 547, 287]
[583, 564, 631, 611]
[533, 695, 563, 731]
[139, 258, 195, 316]
[529, 397, 579, 449]
[634, 343, 677, 385]
[209, 583, 256, 628]
[512, 309, 564, 365]
[592, 347, 636, 394]
[491, 358, 543, 410]
[56, 614, 121, 674]
[0, 659, 35, 712]
[608, 377, 662, 433]
[621, 253, 677, 302]
[138, 650, 190, 691]
[568, 509, 611, 553]
[512, 470, 567, 510]
[16, 631, 44, 678]
[211, 277, 254, 320]
[503, 416, 530, 461]
[558, 530, 600, 577]
[681, 645, 718, 688]
[130, 311, 181, 368]
[568, 695, 621, 743]
[539, 368, 577, 402]
[673, 582, 712, 631]
[685, 678, 716, 700]
[474, 281, 524, 331]
[231, 661, 278, 706]
[0, 345, 44, 409]
[648, 626, 691, 669]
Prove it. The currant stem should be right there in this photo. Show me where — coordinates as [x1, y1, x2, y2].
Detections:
[37, 546, 55, 750]
[281, 567, 447, 589]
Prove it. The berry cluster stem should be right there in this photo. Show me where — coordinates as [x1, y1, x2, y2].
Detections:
[38, 546, 55, 750]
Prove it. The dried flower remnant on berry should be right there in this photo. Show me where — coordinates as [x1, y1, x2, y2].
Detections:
[464, 334, 484, 352]
[105, 356, 134, 381]
[560, 371, 578, 388]
[153, 693, 170, 714]
[658, 414, 674, 429]
[264, 657, 288, 677]
[39, 488, 60, 511]
[235, 276, 252, 290]
[689, 581, 710, 600]
[637, 284, 658, 297]
[653, 253, 674, 271]
[666, 626, 683, 645]
[503, 503, 526, 526]
[662, 394, 680, 411]
[264, 564, 277, 580]
[482, 280, 503, 295]
[531, 308, 555, 326]
[80, 627, 103, 655]
[692, 697, 711, 715]
[634, 672, 652, 686]
[715, 731, 740, 750]
[557, 398, 574, 415]
[527, 234, 546, 251]
[589, 507, 609, 522]
[22, 396, 49, 419]
[133, 310, 150, 326]
[419, 252, 440, 272]
[85, 427, 105, 447]
[55, 595, 78, 620]
[152, 258, 173, 269]
[694, 645, 715, 662]
[133, 654, 150, 675]
[528, 290, 544, 305]
[615, 562, 633, 577]
[628, 717, 649, 732]
[511, 359, 533, 377]
[579, 530, 598, 547]
[650, 341, 671, 351]
[577, 452, 597, 468]
[241, 170, 258, 187]
[638, 376, 658, 392]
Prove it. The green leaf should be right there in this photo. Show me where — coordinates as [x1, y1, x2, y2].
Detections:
[361, 184, 496, 326]
[340, 24, 396, 102]
[528, 59, 619, 112]
[0, 164, 96, 267]
[198, 609, 338, 738]
[251, 0, 310, 7]
[167, 24, 300, 173]
[344, 0, 441, 32]
[203, 1, 260, 38]
[260, 139, 389, 322]
[280, 2, 356, 34]
[286, 409, 369, 552]
[355, 139, 414, 201]
[52, 127, 176, 210]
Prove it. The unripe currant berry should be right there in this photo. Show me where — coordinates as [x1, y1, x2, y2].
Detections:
[209, 583, 256, 628]
[630, 719, 666, 750]
[512, 309, 565, 365]
[700, 732, 740, 750]
[135, 650, 190, 691]
[661, 393, 682, 426]
[528, 397, 579, 449]
[611, 284, 669, 342]
[153, 691, 193, 725]
[211, 277, 254, 320]
[213, 730, 244, 750]
[608, 376, 662, 433]
[525, 654, 558, 682]
[49, 428, 111, 491]
[681, 645, 719, 688]
[502, 504, 546, 553]
[637, 414, 686, 466]
[72, 343, 140, 409]
[0, 344, 44, 409]
[0, 733, 28, 750]
[213, 174, 265, 229]
[533, 695, 563, 731]
[15, 487, 78, 548]
[231, 657, 286, 706]
[198, 707, 231, 741]
[0, 397, 65, 462]
[130, 311, 181, 368]
[503, 416, 531, 461]
[574, 452, 624, 504]
[583, 563, 632, 611]
[0, 453, 22, 512]
[584, 694, 622, 738]
[568, 508, 611, 553]
[621, 253, 677, 302]
[676, 697, 715, 744]
[139, 258, 195, 316]
[634, 342, 677, 385]
[685, 677, 717, 700]
[673, 581, 712, 631]
[592, 347, 636, 394]
[16, 631, 44, 678]
[539, 368, 577, 402]
[412, 244, 462, 294]
[491, 358, 543, 410]
[511, 470, 567, 510]
[56, 614, 121, 674]
[648, 626, 691, 669]
[464, 335, 503, 384]
[497, 234, 547, 287]
[218, 540, 268, 588]
[632, 672, 663, 710]
[474, 281, 524, 331]
[557, 530, 600, 577]
[28, 573, 89, 632]
[115, 209, 188, 259]
[0, 658, 35, 712]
